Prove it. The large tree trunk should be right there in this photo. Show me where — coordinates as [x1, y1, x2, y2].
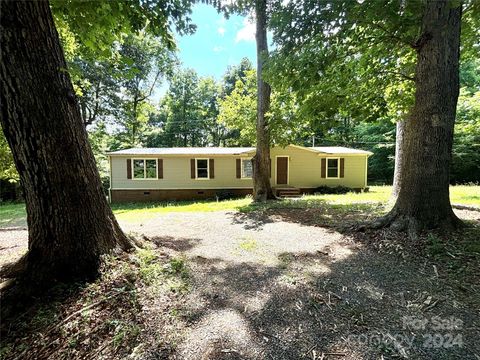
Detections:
[392, 119, 405, 198]
[0, 1, 132, 285]
[377, 0, 463, 235]
[253, 0, 275, 202]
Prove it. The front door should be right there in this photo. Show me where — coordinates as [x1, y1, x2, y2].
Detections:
[276, 157, 288, 185]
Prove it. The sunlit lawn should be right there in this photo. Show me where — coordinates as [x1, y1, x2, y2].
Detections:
[0, 185, 478, 226]
[0, 203, 26, 228]
[112, 197, 252, 222]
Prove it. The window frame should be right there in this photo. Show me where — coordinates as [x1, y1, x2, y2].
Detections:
[195, 158, 210, 180]
[132, 158, 158, 180]
[325, 157, 340, 179]
[240, 157, 253, 179]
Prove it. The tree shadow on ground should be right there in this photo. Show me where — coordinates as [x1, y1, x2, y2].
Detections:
[233, 199, 386, 232]
[148, 235, 202, 252]
[2, 205, 479, 360]
[171, 243, 479, 360]
[230, 211, 275, 230]
[161, 200, 480, 359]
[0, 235, 203, 360]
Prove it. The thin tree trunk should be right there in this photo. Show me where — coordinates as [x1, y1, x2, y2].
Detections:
[253, 0, 275, 202]
[0, 1, 132, 286]
[376, 0, 463, 235]
[392, 119, 405, 198]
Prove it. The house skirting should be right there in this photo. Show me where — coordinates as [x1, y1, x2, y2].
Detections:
[109, 187, 366, 202]
[110, 188, 254, 202]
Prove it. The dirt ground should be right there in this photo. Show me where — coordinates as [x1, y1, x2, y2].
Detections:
[1, 207, 479, 359]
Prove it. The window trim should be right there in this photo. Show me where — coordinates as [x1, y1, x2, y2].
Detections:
[132, 158, 158, 180]
[240, 157, 253, 179]
[325, 157, 340, 179]
[195, 158, 210, 180]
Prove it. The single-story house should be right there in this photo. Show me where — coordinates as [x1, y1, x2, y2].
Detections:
[107, 144, 372, 202]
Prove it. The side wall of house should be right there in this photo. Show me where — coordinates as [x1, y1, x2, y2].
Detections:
[109, 146, 368, 202]
[110, 155, 254, 190]
[270, 146, 367, 189]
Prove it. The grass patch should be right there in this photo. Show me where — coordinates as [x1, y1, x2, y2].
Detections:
[0, 248, 192, 359]
[238, 236, 258, 251]
[137, 248, 190, 293]
[238, 186, 393, 214]
[449, 185, 480, 206]
[0, 202, 26, 227]
[112, 197, 252, 223]
[1, 186, 478, 228]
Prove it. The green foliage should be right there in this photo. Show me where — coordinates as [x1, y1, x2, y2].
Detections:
[267, 0, 421, 134]
[157, 68, 206, 146]
[51, 0, 195, 59]
[452, 91, 480, 183]
[72, 57, 122, 126]
[3, 1, 478, 194]
[137, 249, 189, 292]
[148, 68, 232, 147]
[218, 68, 299, 146]
[266, 1, 479, 184]
[350, 121, 396, 184]
[114, 34, 176, 148]
[87, 122, 112, 193]
[221, 57, 254, 96]
[108, 320, 140, 349]
[426, 233, 446, 257]
[313, 186, 352, 195]
[47, 0, 196, 177]
[0, 128, 18, 182]
[218, 70, 257, 145]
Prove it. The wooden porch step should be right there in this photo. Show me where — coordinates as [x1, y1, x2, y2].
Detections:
[276, 187, 301, 198]
[278, 193, 301, 198]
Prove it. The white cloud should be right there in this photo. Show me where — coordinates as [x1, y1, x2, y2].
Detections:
[219, 0, 236, 6]
[235, 18, 256, 43]
[216, 16, 226, 36]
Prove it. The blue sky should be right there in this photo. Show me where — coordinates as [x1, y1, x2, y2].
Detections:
[153, 4, 257, 101]
[176, 4, 257, 79]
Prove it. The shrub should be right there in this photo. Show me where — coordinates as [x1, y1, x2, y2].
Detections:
[215, 190, 237, 200]
[313, 186, 351, 194]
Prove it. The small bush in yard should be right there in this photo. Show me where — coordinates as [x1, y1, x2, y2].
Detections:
[215, 190, 237, 200]
[426, 233, 445, 256]
[163, 258, 189, 278]
[314, 185, 351, 194]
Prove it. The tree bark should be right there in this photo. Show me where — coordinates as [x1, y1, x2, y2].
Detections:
[392, 119, 405, 199]
[253, 0, 275, 202]
[376, 0, 463, 234]
[0, 1, 132, 285]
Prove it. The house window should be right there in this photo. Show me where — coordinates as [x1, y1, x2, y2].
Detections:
[241, 159, 253, 178]
[326, 158, 339, 178]
[196, 159, 209, 179]
[133, 159, 157, 179]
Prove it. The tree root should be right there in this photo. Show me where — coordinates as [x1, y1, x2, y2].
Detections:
[0, 254, 27, 280]
[0, 234, 140, 297]
[368, 206, 464, 240]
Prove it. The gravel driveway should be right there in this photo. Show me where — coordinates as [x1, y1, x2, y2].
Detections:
[122, 210, 479, 360]
[1, 209, 478, 359]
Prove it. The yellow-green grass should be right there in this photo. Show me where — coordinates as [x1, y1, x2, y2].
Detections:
[308, 185, 479, 206]
[449, 185, 480, 206]
[0, 186, 478, 227]
[0, 203, 26, 228]
[112, 197, 252, 222]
